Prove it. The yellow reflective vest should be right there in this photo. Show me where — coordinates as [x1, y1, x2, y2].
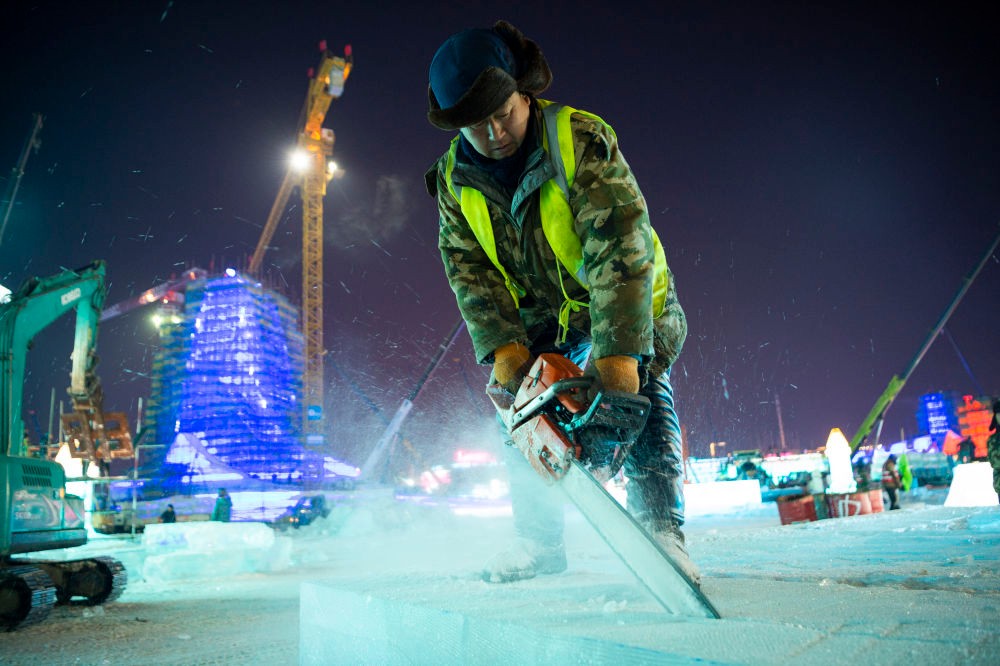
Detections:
[442, 99, 669, 340]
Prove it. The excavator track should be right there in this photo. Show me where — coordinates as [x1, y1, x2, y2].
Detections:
[0, 565, 57, 631]
[34, 556, 128, 606]
[85, 556, 128, 605]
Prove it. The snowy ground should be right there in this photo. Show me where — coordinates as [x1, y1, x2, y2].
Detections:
[1, 485, 998, 665]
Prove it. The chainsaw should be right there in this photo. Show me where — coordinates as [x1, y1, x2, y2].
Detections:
[487, 353, 651, 484]
[487, 352, 721, 618]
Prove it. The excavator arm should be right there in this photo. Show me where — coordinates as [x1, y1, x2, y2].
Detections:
[0, 261, 107, 458]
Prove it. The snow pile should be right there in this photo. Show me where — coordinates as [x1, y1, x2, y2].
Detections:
[140, 521, 292, 582]
[685, 479, 763, 515]
[945, 461, 998, 506]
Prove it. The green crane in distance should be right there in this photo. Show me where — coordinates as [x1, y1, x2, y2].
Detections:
[850, 228, 1000, 452]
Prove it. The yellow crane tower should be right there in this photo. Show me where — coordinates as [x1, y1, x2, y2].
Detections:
[249, 42, 352, 445]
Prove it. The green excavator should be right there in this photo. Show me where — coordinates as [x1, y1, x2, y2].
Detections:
[0, 261, 127, 631]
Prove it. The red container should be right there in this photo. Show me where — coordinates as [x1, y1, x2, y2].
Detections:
[776, 494, 819, 525]
[868, 488, 884, 513]
[826, 491, 872, 518]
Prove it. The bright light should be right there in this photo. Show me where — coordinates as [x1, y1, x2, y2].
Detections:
[825, 427, 856, 494]
[225, 268, 237, 278]
[289, 149, 310, 172]
[327, 160, 346, 180]
[151, 313, 162, 327]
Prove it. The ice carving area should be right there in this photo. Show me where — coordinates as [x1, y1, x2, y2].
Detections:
[299, 498, 1000, 665]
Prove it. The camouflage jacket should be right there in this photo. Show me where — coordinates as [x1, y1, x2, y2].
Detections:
[426, 101, 686, 378]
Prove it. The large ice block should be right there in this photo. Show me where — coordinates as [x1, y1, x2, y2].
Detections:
[299, 578, 709, 665]
[141, 521, 291, 582]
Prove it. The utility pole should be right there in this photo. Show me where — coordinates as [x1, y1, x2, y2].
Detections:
[46, 387, 56, 459]
[774, 393, 788, 453]
[0, 113, 44, 246]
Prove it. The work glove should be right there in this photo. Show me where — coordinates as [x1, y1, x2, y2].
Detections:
[491, 342, 534, 395]
[591, 355, 641, 395]
[579, 355, 645, 480]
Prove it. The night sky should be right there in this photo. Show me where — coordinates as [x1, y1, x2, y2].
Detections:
[2, 2, 997, 468]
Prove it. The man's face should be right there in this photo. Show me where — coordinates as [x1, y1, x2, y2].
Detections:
[460, 92, 531, 159]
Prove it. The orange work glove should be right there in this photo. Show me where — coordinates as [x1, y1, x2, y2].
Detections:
[492, 342, 533, 394]
[592, 355, 640, 394]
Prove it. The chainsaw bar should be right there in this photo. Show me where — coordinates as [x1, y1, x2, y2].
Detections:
[562, 459, 721, 619]
[490, 353, 720, 618]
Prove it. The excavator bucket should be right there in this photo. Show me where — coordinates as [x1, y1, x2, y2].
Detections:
[60, 413, 96, 460]
[100, 412, 133, 460]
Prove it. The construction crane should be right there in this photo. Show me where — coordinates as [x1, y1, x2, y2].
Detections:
[849, 228, 1000, 452]
[98, 267, 207, 323]
[249, 41, 352, 445]
[0, 113, 44, 247]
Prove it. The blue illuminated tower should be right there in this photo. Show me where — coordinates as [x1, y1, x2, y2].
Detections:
[142, 272, 311, 490]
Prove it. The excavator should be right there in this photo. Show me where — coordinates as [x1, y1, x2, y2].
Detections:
[0, 260, 127, 631]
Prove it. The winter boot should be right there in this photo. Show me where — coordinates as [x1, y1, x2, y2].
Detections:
[650, 522, 702, 587]
[481, 537, 567, 583]
[622, 368, 701, 586]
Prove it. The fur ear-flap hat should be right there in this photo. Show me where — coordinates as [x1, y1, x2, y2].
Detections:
[427, 20, 552, 131]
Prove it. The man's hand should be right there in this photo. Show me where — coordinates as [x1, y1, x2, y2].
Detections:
[492, 342, 533, 394]
[591, 355, 640, 394]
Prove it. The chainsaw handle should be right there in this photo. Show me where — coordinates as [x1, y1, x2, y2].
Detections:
[508, 376, 592, 430]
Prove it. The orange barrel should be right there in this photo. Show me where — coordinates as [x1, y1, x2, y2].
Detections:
[776, 494, 818, 525]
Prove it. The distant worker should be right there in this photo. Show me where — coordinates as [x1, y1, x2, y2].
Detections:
[853, 457, 874, 490]
[958, 437, 975, 464]
[211, 488, 232, 522]
[988, 398, 1000, 504]
[159, 504, 177, 524]
[881, 455, 902, 510]
[739, 461, 771, 489]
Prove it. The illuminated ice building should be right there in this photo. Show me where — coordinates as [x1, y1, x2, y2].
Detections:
[138, 271, 355, 496]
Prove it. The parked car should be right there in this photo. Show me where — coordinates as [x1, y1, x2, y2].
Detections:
[271, 494, 331, 530]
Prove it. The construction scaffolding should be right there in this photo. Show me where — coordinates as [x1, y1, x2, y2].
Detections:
[141, 272, 309, 492]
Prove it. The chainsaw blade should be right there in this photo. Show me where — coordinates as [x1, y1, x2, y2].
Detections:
[562, 459, 721, 619]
